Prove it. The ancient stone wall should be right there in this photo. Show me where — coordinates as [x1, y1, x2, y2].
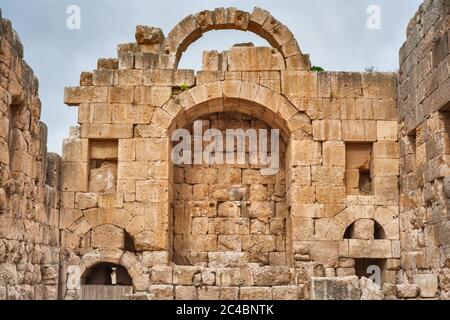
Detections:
[0, 1, 449, 300]
[0, 11, 60, 300]
[60, 7, 401, 300]
[172, 112, 288, 267]
[398, 0, 450, 299]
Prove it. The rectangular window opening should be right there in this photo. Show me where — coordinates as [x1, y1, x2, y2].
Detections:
[88, 140, 118, 193]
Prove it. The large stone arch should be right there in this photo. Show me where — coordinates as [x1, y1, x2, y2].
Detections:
[163, 7, 310, 70]
[160, 80, 311, 138]
[156, 80, 312, 266]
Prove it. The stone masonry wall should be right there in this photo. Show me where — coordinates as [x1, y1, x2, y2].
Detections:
[172, 112, 288, 267]
[0, 11, 60, 300]
[60, 7, 401, 300]
[0, 2, 449, 300]
[398, 0, 450, 299]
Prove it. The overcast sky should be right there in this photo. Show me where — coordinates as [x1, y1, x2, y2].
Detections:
[1, 0, 422, 153]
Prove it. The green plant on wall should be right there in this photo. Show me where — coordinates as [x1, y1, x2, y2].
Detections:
[180, 83, 190, 91]
[311, 65, 325, 72]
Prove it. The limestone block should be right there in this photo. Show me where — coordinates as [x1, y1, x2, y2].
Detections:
[64, 86, 108, 106]
[142, 251, 169, 267]
[118, 139, 135, 161]
[89, 162, 117, 193]
[208, 218, 240, 235]
[136, 180, 169, 203]
[373, 142, 399, 159]
[217, 202, 241, 218]
[60, 162, 89, 192]
[347, 239, 392, 258]
[112, 104, 153, 124]
[97, 58, 119, 70]
[413, 274, 438, 298]
[149, 285, 173, 300]
[62, 138, 89, 162]
[311, 166, 345, 186]
[396, 284, 419, 298]
[218, 235, 242, 251]
[148, 161, 169, 180]
[362, 73, 397, 99]
[117, 162, 147, 180]
[80, 124, 133, 139]
[248, 202, 273, 221]
[185, 167, 217, 184]
[359, 277, 384, 300]
[90, 140, 118, 160]
[240, 287, 272, 300]
[342, 120, 377, 142]
[202, 51, 227, 72]
[98, 193, 124, 208]
[151, 266, 173, 284]
[290, 140, 322, 166]
[310, 276, 361, 300]
[290, 185, 316, 204]
[242, 169, 276, 185]
[75, 193, 98, 210]
[241, 235, 277, 253]
[252, 267, 291, 286]
[371, 159, 399, 177]
[151, 86, 172, 107]
[315, 186, 346, 204]
[330, 72, 362, 98]
[373, 99, 397, 121]
[228, 47, 285, 71]
[135, 138, 168, 161]
[110, 69, 143, 85]
[217, 168, 241, 185]
[172, 266, 199, 286]
[351, 219, 375, 240]
[336, 268, 355, 277]
[135, 26, 164, 45]
[373, 177, 399, 205]
[197, 286, 220, 300]
[183, 235, 217, 252]
[220, 287, 239, 300]
[92, 70, 114, 86]
[323, 141, 345, 166]
[312, 120, 342, 141]
[91, 224, 125, 249]
[290, 166, 311, 185]
[281, 71, 317, 98]
[208, 252, 248, 268]
[377, 121, 398, 141]
[143, 69, 195, 87]
[175, 286, 197, 300]
[108, 86, 134, 103]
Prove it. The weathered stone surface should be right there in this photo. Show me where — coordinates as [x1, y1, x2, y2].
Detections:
[396, 284, 419, 299]
[2, 1, 450, 301]
[311, 276, 361, 300]
[359, 277, 384, 300]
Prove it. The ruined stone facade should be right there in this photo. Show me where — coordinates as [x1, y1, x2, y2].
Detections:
[0, 1, 449, 300]
[0, 11, 60, 299]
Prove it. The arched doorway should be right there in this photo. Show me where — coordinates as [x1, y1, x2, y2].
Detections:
[80, 263, 133, 300]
